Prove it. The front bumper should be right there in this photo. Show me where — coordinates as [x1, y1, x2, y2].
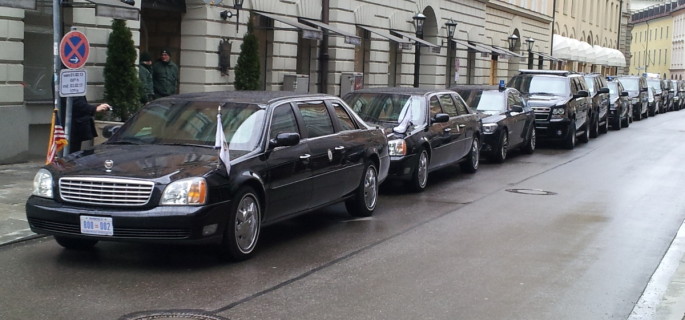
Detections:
[534, 118, 572, 141]
[387, 152, 420, 181]
[26, 196, 231, 244]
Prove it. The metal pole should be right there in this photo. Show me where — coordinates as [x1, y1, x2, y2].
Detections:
[53, 0, 64, 155]
[550, 0, 557, 69]
[317, 0, 329, 93]
[413, 42, 421, 88]
[528, 49, 534, 69]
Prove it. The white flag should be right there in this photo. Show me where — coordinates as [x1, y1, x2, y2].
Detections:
[393, 97, 414, 134]
[215, 108, 231, 175]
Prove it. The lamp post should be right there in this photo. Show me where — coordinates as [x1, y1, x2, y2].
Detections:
[508, 34, 518, 52]
[445, 19, 457, 87]
[526, 37, 535, 69]
[413, 12, 426, 88]
[219, 0, 245, 32]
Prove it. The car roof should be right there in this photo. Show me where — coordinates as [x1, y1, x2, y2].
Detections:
[155, 91, 337, 105]
[517, 69, 574, 76]
[450, 84, 498, 91]
[350, 87, 454, 95]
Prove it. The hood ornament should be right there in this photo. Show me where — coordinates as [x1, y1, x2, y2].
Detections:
[104, 160, 114, 173]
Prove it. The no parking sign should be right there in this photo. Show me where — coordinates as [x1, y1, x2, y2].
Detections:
[59, 30, 90, 69]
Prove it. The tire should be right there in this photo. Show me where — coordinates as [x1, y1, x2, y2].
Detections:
[54, 236, 98, 250]
[521, 127, 536, 154]
[491, 130, 508, 163]
[345, 162, 378, 217]
[563, 120, 576, 150]
[578, 117, 590, 144]
[408, 149, 429, 192]
[219, 186, 261, 261]
[460, 136, 480, 173]
[612, 108, 622, 130]
[634, 105, 642, 121]
[589, 113, 599, 138]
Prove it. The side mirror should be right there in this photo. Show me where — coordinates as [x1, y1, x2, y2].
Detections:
[102, 125, 121, 138]
[432, 113, 450, 123]
[269, 132, 300, 149]
[574, 90, 589, 98]
[510, 105, 524, 113]
[598, 87, 610, 94]
[641, 87, 648, 92]
[621, 91, 629, 97]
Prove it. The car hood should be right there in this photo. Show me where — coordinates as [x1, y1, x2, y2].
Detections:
[49, 144, 221, 182]
[480, 112, 506, 123]
[524, 94, 569, 107]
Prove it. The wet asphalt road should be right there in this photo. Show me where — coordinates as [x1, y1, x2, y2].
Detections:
[2, 110, 685, 320]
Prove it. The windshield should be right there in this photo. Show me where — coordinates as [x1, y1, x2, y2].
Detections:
[344, 93, 427, 126]
[584, 77, 596, 94]
[472, 90, 506, 112]
[607, 82, 619, 99]
[508, 75, 569, 96]
[618, 78, 639, 91]
[109, 100, 266, 154]
[647, 79, 662, 93]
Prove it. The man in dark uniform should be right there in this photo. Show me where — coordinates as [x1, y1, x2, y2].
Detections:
[62, 96, 111, 152]
[139, 51, 154, 104]
[152, 48, 179, 98]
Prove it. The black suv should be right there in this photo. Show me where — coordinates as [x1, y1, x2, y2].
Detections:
[646, 77, 663, 116]
[616, 75, 649, 121]
[583, 73, 610, 137]
[507, 70, 592, 149]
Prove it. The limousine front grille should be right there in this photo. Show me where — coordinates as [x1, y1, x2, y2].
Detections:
[59, 177, 154, 206]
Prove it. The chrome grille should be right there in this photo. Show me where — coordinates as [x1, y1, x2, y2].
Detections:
[59, 177, 154, 206]
[533, 107, 551, 121]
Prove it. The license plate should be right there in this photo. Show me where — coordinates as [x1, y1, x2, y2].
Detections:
[80, 216, 114, 236]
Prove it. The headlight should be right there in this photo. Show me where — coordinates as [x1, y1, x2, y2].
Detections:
[388, 139, 407, 156]
[32, 169, 53, 198]
[161, 177, 207, 205]
[552, 108, 566, 115]
[482, 123, 498, 134]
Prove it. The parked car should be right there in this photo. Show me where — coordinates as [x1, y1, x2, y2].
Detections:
[343, 87, 482, 192]
[670, 79, 682, 111]
[663, 79, 675, 112]
[606, 77, 631, 129]
[451, 84, 536, 162]
[26, 91, 390, 261]
[646, 77, 663, 116]
[583, 73, 611, 137]
[507, 70, 592, 150]
[616, 75, 649, 121]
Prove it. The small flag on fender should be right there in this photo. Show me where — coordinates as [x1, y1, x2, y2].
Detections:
[46, 107, 68, 165]
[215, 105, 231, 175]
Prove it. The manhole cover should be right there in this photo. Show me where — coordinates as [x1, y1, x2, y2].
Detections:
[121, 310, 228, 320]
[505, 188, 557, 196]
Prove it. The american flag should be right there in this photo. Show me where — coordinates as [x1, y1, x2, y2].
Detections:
[215, 105, 231, 175]
[46, 107, 68, 164]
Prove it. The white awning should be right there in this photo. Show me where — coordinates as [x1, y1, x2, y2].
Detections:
[452, 39, 490, 53]
[301, 19, 361, 45]
[255, 12, 323, 40]
[358, 26, 411, 45]
[391, 31, 439, 48]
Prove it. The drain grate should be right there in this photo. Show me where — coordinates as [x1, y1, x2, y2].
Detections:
[505, 188, 557, 196]
[120, 310, 229, 320]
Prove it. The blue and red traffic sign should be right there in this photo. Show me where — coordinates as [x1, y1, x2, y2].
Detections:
[60, 30, 90, 69]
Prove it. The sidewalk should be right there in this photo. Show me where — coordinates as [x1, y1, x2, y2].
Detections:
[0, 160, 44, 245]
[0, 161, 684, 319]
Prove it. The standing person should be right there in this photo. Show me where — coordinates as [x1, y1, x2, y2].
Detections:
[62, 96, 111, 153]
[139, 51, 155, 104]
[152, 48, 179, 98]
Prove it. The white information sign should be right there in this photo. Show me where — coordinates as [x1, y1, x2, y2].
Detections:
[59, 69, 87, 97]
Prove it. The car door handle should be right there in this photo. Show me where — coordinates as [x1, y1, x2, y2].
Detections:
[334, 146, 345, 151]
[444, 128, 451, 132]
[300, 154, 311, 160]
[459, 124, 466, 128]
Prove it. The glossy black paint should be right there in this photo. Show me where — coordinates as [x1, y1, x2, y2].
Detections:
[584, 74, 610, 136]
[26, 91, 389, 251]
[343, 87, 482, 189]
[452, 85, 536, 160]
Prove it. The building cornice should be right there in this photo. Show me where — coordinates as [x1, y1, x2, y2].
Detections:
[486, 0, 553, 23]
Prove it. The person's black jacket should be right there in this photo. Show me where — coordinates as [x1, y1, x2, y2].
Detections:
[60, 96, 98, 152]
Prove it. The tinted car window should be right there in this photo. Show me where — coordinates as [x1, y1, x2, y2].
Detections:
[619, 78, 639, 91]
[113, 101, 265, 153]
[584, 76, 596, 93]
[270, 104, 299, 140]
[438, 94, 459, 116]
[332, 102, 357, 131]
[429, 96, 443, 117]
[298, 101, 334, 138]
[475, 91, 506, 112]
[510, 75, 570, 95]
[453, 94, 469, 115]
[344, 93, 427, 126]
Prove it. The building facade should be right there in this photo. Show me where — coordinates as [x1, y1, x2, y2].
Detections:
[629, 1, 679, 78]
[2, 0, 627, 164]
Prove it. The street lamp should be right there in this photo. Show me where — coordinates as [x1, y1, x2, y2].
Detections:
[525, 37, 535, 69]
[219, 0, 245, 32]
[445, 19, 458, 87]
[508, 34, 518, 52]
[413, 12, 426, 88]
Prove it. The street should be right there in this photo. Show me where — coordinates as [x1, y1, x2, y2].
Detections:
[2, 110, 685, 320]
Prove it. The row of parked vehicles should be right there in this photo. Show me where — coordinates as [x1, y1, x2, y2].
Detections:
[25, 70, 685, 261]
